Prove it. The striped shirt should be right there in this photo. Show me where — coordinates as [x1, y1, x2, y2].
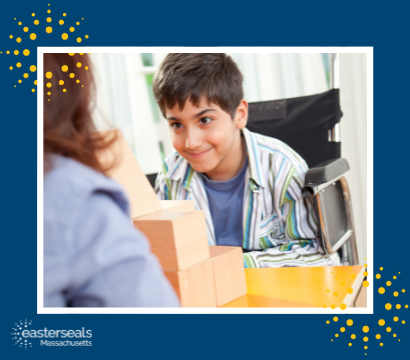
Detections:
[155, 128, 339, 268]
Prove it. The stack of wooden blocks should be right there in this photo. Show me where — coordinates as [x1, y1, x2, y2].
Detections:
[98, 130, 247, 307]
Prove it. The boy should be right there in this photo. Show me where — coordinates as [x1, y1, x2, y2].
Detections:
[153, 53, 339, 268]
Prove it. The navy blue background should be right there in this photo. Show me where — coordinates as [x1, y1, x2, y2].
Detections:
[0, 1, 408, 359]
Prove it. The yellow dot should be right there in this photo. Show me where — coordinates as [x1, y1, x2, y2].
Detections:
[380, 267, 383, 271]
[326, 320, 329, 324]
[46, 27, 52, 33]
[14, 85, 16, 87]
[62, 33, 68, 40]
[348, 343, 352, 346]
[32, 89, 35, 92]
[34, 20, 39, 25]
[394, 316, 399, 321]
[24, 27, 29, 32]
[14, 50, 19, 55]
[30, 33, 37, 40]
[76, 79, 80, 83]
[46, 72, 53, 79]
[323, 305, 327, 308]
[9, 35, 13, 39]
[32, 13, 35, 16]
[63, 88, 66, 92]
[340, 327, 345, 332]
[16, 62, 21, 68]
[376, 274, 381, 279]
[70, 27, 75, 32]
[61, 65, 68, 72]
[364, 346, 368, 349]
[47, 17, 52, 23]
[331, 339, 333, 341]
[385, 303, 392, 310]
[23, 49, 30, 56]
[63, 13, 66, 16]
[335, 276, 338, 279]
[380, 343, 383, 346]
[18, 80, 22, 83]
[347, 319, 353, 326]
[376, 334, 381, 339]
[82, 18, 84, 20]
[363, 281, 369, 288]
[363, 326, 369, 333]
[24, 73, 29, 78]
[47, 92, 51, 95]
[85, 66, 89, 70]
[30, 65, 36, 72]
[34, 80, 37, 85]
[402, 320, 405, 324]
[379, 287, 385, 294]
[77, 62, 82, 68]
[351, 334, 356, 339]
[347, 287, 353, 294]
[393, 276, 397, 279]
[331, 304, 336, 309]
[396, 304, 401, 309]
[77, 37, 82, 43]
[386, 327, 391, 332]
[394, 291, 399, 297]
[68, 53, 75, 56]
[402, 289, 406, 293]
[9, 66, 13, 70]
[351, 274, 356, 279]
[85, 35, 89, 39]
[79, 53, 84, 55]
[406, 305, 409, 308]
[76, 21, 80, 25]
[363, 337, 368, 342]
[333, 316, 338, 322]
[335, 334, 339, 338]
[18, 22, 22, 25]
[82, 85, 84, 87]
[393, 334, 397, 337]
[379, 319, 385, 326]
[47, 10, 51, 13]
[69, 73, 75, 78]
[47, 82, 52, 88]
[364, 264, 367, 267]
[6, 51, 10, 54]
[59, 80, 64, 85]
[16, 37, 22, 43]
[386, 281, 391, 286]
[348, 267, 351, 270]
[363, 272, 368, 276]
[340, 303, 347, 310]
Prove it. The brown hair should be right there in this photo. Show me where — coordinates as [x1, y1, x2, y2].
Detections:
[43, 53, 115, 174]
[153, 53, 244, 119]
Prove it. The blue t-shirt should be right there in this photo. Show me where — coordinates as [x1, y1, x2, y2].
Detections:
[202, 156, 248, 247]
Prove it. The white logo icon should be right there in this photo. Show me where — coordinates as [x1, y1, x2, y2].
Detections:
[11, 319, 33, 349]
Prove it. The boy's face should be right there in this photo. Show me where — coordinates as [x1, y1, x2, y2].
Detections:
[165, 98, 248, 181]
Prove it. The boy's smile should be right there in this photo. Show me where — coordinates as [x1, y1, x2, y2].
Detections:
[166, 98, 248, 181]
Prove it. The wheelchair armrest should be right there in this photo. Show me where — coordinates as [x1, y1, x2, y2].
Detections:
[302, 158, 349, 199]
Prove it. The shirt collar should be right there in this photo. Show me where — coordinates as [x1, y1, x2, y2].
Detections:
[241, 127, 265, 189]
[165, 128, 266, 190]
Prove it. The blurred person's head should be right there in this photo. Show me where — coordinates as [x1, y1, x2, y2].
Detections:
[44, 53, 114, 174]
[152, 53, 248, 181]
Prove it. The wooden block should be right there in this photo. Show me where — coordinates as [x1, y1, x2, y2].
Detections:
[209, 246, 247, 306]
[160, 200, 195, 211]
[134, 210, 210, 271]
[96, 130, 162, 219]
[164, 260, 216, 307]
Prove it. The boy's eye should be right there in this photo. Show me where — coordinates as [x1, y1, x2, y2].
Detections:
[200, 117, 212, 125]
[170, 122, 183, 130]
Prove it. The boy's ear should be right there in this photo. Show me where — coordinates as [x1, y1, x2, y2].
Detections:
[235, 99, 248, 129]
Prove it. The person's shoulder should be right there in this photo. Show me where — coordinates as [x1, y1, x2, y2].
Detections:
[44, 155, 130, 220]
[249, 130, 308, 169]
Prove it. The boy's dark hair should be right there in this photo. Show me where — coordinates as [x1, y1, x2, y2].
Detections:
[153, 53, 244, 120]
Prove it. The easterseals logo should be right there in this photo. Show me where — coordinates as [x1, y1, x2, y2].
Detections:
[11, 319, 92, 349]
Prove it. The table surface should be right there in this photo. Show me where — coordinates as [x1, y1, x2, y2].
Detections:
[222, 265, 365, 308]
